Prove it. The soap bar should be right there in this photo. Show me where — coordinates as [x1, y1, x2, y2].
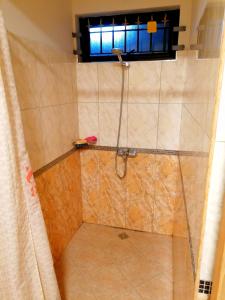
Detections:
[85, 136, 97, 144]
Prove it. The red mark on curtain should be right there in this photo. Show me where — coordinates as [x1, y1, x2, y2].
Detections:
[25, 166, 37, 197]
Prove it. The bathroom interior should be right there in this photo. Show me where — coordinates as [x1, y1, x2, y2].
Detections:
[1, 0, 225, 299]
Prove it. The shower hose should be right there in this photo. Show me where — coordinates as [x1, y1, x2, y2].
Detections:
[115, 65, 128, 179]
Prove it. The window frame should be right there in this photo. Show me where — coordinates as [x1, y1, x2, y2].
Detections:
[78, 9, 180, 62]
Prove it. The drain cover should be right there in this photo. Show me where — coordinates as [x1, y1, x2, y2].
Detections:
[118, 232, 129, 240]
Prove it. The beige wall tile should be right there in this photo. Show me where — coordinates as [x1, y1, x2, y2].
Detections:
[9, 36, 40, 110]
[99, 103, 127, 147]
[157, 104, 182, 150]
[160, 58, 187, 103]
[128, 104, 158, 149]
[184, 103, 208, 130]
[53, 62, 76, 104]
[77, 63, 98, 102]
[37, 62, 76, 107]
[183, 58, 218, 104]
[35, 62, 60, 107]
[180, 106, 205, 152]
[98, 62, 128, 102]
[40, 105, 67, 164]
[21, 108, 45, 171]
[128, 61, 161, 103]
[60, 103, 77, 153]
[78, 102, 99, 140]
[10, 34, 79, 172]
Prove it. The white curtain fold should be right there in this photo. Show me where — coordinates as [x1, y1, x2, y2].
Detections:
[0, 11, 60, 300]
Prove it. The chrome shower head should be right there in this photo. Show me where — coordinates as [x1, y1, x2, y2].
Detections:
[112, 48, 129, 67]
[112, 48, 122, 55]
[112, 48, 123, 64]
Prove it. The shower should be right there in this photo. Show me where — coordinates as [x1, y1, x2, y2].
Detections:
[112, 48, 129, 67]
[112, 48, 130, 179]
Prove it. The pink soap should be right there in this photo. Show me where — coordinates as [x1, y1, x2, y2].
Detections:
[85, 136, 97, 143]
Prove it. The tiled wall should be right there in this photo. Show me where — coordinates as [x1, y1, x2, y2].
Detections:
[77, 53, 187, 150]
[80, 149, 183, 236]
[172, 55, 219, 299]
[35, 152, 82, 262]
[8, 33, 78, 171]
[173, 5, 222, 298]
[8, 32, 83, 262]
[179, 55, 219, 266]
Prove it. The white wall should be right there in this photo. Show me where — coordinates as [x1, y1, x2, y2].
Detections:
[1, 0, 73, 53]
[200, 48, 225, 281]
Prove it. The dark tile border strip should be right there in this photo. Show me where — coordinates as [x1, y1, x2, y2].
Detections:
[33, 148, 76, 177]
[199, 280, 212, 295]
[87, 145, 209, 157]
[33, 145, 208, 177]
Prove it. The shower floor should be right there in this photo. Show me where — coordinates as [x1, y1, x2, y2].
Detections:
[55, 223, 173, 300]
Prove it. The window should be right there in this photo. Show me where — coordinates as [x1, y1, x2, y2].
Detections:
[78, 9, 180, 62]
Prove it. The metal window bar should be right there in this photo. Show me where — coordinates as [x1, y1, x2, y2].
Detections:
[150, 32, 153, 52]
[89, 25, 171, 55]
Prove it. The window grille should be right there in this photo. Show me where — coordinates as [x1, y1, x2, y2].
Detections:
[78, 9, 180, 62]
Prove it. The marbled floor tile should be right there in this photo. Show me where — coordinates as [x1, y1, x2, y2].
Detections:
[154, 155, 183, 235]
[173, 236, 195, 300]
[35, 152, 83, 261]
[136, 273, 173, 300]
[98, 151, 127, 228]
[80, 150, 99, 223]
[126, 154, 155, 232]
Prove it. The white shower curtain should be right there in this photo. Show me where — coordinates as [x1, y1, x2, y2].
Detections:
[0, 11, 61, 300]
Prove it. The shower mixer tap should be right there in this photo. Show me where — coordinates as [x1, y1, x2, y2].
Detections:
[117, 148, 137, 158]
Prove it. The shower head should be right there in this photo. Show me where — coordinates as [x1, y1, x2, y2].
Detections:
[112, 48, 129, 67]
[112, 48, 122, 55]
[112, 48, 123, 64]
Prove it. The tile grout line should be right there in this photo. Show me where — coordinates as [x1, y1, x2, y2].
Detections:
[20, 100, 76, 111]
[97, 63, 100, 145]
[152, 61, 163, 234]
[156, 61, 163, 151]
[124, 65, 130, 228]
[178, 155, 196, 279]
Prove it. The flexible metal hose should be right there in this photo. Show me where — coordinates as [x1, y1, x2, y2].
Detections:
[115, 65, 128, 179]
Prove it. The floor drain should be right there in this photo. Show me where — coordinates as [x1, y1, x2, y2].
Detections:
[118, 232, 129, 240]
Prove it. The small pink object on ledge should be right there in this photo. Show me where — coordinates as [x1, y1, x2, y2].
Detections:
[85, 136, 97, 144]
